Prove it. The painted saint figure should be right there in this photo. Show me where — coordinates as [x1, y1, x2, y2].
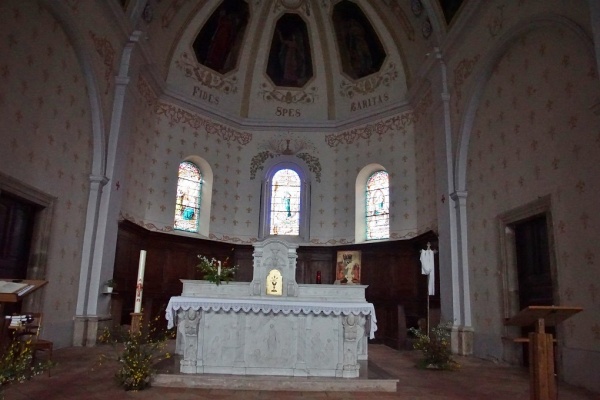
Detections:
[283, 191, 292, 217]
[205, 9, 236, 72]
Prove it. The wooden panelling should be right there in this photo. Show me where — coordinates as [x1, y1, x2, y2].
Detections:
[113, 220, 438, 346]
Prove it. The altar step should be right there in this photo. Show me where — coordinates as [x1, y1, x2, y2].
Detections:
[152, 360, 398, 392]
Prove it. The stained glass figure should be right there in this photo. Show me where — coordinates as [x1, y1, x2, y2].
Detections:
[366, 170, 389, 240]
[174, 161, 202, 232]
[270, 169, 301, 235]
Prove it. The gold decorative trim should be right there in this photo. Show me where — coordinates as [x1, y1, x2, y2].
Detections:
[325, 112, 413, 147]
[258, 83, 318, 104]
[339, 62, 398, 99]
[176, 52, 238, 94]
[275, 0, 310, 15]
[453, 54, 481, 104]
[89, 31, 115, 95]
[120, 214, 175, 233]
[136, 77, 252, 145]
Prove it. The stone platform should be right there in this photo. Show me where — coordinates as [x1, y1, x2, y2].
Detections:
[152, 357, 398, 392]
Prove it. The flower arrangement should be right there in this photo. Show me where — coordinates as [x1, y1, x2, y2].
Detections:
[0, 333, 51, 397]
[196, 254, 237, 285]
[98, 315, 174, 391]
[408, 322, 459, 370]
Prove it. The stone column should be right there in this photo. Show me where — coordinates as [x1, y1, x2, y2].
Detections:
[430, 48, 473, 355]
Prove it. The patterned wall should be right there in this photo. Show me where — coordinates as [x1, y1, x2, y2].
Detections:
[0, 1, 93, 345]
[467, 27, 600, 357]
[323, 112, 418, 242]
[121, 76, 420, 244]
[413, 85, 437, 233]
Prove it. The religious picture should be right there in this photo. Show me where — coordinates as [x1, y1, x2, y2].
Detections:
[192, 0, 249, 75]
[336, 251, 361, 284]
[269, 169, 301, 236]
[266, 13, 313, 87]
[332, 1, 386, 80]
[174, 161, 202, 233]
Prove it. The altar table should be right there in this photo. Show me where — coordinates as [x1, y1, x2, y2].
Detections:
[166, 295, 377, 378]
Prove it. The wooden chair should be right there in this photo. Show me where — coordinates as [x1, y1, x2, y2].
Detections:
[19, 312, 53, 376]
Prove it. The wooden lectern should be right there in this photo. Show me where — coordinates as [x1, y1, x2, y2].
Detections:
[505, 305, 583, 400]
[0, 279, 48, 347]
[0, 279, 48, 312]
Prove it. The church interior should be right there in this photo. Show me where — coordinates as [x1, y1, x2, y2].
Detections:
[0, 0, 599, 395]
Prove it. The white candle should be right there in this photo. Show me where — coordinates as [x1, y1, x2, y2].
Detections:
[217, 261, 222, 276]
[134, 250, 146, 313]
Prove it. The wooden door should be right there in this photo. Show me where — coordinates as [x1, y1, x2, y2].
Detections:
[0, 193, 38, 316]
[514, 214, 554, 365]
[0, 193, 37, 279]
[515, 215, 553, 309]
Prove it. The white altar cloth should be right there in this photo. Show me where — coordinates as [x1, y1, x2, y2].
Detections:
[166, 296, 377, 339]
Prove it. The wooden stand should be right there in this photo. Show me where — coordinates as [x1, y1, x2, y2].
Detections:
[0, 279, 48, 348]
[505, 306, 582, 400]
[130, 312, 142, 334]
[0, 279, 48, 305]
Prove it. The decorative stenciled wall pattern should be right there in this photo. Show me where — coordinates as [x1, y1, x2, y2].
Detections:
[176, 51, 239, 94]
[88, 31, 115, 95]
[121, 77, 163, 231]
[324, 113, 413, 147]
[121, 76, 254, 242]
[412, 85, 437, 234]
[321, 111, 418, 242]
[124, 76, 418, 244]
[250, 135, 322, 182]
[0, 0, 93, 345]
[466, 27, 600, 354]
[339, 62, 399, 99]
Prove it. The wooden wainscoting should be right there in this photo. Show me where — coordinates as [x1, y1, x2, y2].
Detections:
[113, 220, 438, 346]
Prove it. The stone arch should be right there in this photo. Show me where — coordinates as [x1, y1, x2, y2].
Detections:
[41, 0, 107, 177]
[454, 14, 595, 193]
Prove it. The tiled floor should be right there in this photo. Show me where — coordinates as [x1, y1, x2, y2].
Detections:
[3, 343, 599, 399]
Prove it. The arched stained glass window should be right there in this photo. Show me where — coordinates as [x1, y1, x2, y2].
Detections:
[174, 161, 202, 232]
[270, 169, 301, 235]
[366, 170, 389, 240]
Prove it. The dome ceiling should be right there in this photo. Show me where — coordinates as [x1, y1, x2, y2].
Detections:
[151, 0, 437, 129]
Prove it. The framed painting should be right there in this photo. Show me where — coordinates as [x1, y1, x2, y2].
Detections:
[267, 13, 313, 87]
[335, 251, 361, 284]
[192, 0, 250, 75]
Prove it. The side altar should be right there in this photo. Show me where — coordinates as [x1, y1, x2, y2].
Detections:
[165, 239, 377, 378]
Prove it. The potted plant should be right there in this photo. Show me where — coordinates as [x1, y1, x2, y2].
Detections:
[408, 321, 459, 370]
[196, 255, 237, 286]
[104, 279, 116, 294]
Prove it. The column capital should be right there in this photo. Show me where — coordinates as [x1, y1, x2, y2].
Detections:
[89, 175, 109, 186]
[450, 190, 468, 201]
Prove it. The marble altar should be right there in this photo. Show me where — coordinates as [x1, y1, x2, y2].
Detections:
[165, 239, 377, 378]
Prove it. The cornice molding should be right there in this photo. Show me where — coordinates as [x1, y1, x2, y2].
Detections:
[161, 86, 412, 133]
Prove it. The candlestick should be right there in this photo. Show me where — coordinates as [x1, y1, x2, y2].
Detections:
[134, 250, 146, 313]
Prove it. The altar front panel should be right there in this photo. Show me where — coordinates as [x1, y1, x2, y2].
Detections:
[169, 297, 374, 378]
[195, 310, 344, 376]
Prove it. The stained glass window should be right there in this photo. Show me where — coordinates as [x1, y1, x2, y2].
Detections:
[366, 170, 389, 240]
[174, 161, 202, 232]
[270, 169, 301, 235]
